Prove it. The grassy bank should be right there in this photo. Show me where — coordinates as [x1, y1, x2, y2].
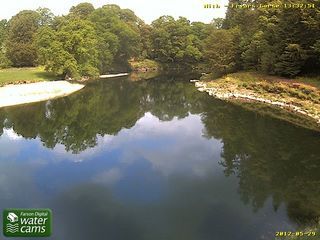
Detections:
[0, 67, 57, 86]
[129, 59, 161, 72]
[196, 72, 320, 130]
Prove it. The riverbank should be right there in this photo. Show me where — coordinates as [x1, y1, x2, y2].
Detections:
[129, 59, 161, 72]
[194, 72, 320, 129]
[0, 67, 56, 86]
[0, 81, 84, 108]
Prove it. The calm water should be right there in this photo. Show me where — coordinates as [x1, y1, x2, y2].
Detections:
[0, 74, 319, 240]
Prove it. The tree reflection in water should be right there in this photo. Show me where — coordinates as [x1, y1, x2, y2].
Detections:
[0, 74, 319, 229]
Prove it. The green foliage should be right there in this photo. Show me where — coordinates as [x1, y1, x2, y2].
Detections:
[240, 31, 267, 70]
[89, 5, 141, 72]
[0, 19, 7, 44]
[312, 40, 320, 65]
[36, 3, 142, 77]
[275, 44, 306, 77]
[0, 51, 11, 69]
[69, 2, 95, 19]
[150, 16, 202, 64]
[0, 19, 11, 68]
[203, 29, 238, 74]
[129, 59, 160, 71]
[0, 3, 145, 77]
[2, 0, 320, 78]
[222, 0, 320, 77]
[191, 22, 214, 40]
[138, 23, 152, 59]
[6, 10, 40, 67]
[36, 19, 99, 78]
[211, 18, 224, 29]
[36, 7, 54, 26]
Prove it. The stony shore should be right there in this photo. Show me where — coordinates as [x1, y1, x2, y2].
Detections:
[0, 81, 84, 108]
[193, 78, 320, 126]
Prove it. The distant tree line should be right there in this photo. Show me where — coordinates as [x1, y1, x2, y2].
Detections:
[0, 1, 319, 78]
[0, 3, 212, 78]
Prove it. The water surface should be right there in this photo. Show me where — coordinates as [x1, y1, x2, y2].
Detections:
[0, 74, 319, 240]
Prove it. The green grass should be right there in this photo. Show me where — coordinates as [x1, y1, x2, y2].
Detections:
[129, 59, 161, 71]
[0, 67, 57, 86]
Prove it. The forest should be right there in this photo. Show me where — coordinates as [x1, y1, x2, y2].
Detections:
[0, 0, 319, 79]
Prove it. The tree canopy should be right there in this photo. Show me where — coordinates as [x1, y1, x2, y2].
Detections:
[6, 10, 40, 67]
[218, 0, 320, 76]
[0, 1, 319, 78]
[150, 16, 203, 64]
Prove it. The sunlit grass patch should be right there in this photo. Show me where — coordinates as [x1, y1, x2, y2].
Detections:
[0, 67, 57, 86]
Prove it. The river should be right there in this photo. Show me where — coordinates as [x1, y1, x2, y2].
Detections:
[0, 73, 319, 240]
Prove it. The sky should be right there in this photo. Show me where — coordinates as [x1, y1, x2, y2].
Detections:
[0, 0, 229, 23]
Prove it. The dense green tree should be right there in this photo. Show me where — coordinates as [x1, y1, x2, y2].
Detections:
[204, 29, 238, 74]
[240, 31, 268, 70]
[36, 18, 99, 78]
[150, 16, 202, 64]
[312, 40, 320, 66]
[1, 1, 319, 78]
[90, 5, 140, 72]
[35, 4, 142, 76]
[137, 22, 152, 59]
[6, 10, 40, 67]
[190, 21, 214, 56]
[222, 0, 320, 76]
[275, 44, 306, 77]
[190, 22, 213, 40]
[69, 2, 95, 19]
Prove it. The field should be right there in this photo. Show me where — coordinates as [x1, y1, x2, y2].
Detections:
[0, 67, 57, 86]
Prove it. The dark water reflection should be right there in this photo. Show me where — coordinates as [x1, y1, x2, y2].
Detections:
[0, 74, 319, 240]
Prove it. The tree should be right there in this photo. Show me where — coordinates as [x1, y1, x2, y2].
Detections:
[6, 10, 40, 67]
[275, 44, 306, 77]
[204, 29, 238, 74]
[89, 5, 140, 72]
[221, 0, 320, 76]
[0, 19, 7, 45]
[150, 16, 202, 64]
[312, 40, 320, 65]
[211, 18, 224, 29]
[69, 3, 95, 19]
[37, 7, 54, 26]
[138, 22, 152, 59]
[191, 22, 213, 41]
[241, 31, 268, 70]
[0, 19, 11, 68]
[36, 18, 99, 78]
